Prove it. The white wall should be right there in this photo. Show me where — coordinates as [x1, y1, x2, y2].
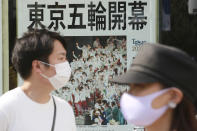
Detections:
[0, 0, 3, 95]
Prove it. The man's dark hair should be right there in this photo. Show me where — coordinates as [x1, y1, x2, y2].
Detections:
[12, 29, 67, 80]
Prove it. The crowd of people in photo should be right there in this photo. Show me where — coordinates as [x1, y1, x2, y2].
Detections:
[52, 36, 129, 125]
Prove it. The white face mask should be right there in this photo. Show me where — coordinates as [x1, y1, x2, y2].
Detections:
[40, 61, 71, 90]
[120, 88, 170, 127]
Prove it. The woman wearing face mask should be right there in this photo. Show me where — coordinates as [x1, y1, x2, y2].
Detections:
[110, 43, 197, 131]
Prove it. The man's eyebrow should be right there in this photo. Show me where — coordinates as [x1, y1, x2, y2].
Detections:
[58, 52, 67, 56]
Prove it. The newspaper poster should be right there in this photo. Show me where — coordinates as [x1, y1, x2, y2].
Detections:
[17, 0, 158, 130]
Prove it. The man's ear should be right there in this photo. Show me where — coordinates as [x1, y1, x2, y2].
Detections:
[32, 60, 42, 73]
[169, 88, 183, 105]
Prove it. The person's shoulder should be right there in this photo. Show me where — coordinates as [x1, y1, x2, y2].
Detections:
[0, 87, 21, 111]
[0, 87, 21, 103]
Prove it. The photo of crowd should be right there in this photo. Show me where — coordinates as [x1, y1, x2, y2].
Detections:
[52, 36, 129, 125]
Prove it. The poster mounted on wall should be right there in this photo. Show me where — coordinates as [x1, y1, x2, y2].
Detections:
[17, 0, 158, 130]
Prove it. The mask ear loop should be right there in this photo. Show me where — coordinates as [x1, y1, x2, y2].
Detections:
[39, 61, 55, 67]
[40, 73, 49, 79]
[39, 61, 55, 79]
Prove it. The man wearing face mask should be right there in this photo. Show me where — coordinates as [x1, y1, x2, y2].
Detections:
[110, 43, 197, 131]
[0, 29, 76, 131]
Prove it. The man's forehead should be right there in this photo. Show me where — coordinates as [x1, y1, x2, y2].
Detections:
[53, 40, 66, 52]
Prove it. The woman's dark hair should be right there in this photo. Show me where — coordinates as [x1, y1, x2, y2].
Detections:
[170, 96, 197, 131]
[12, 29, 66, 80]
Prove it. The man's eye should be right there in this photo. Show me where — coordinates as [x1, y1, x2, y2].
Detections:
[58, 57, 65, 60]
